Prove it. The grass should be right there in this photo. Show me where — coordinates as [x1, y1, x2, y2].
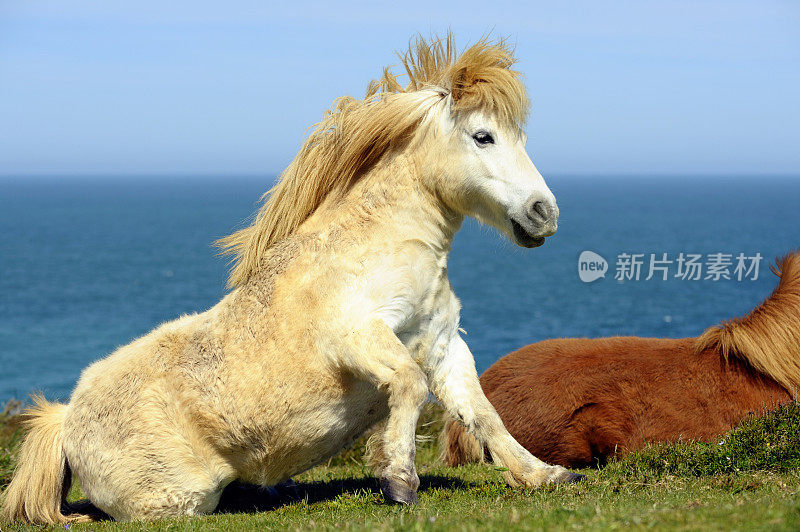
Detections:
[1, 401, 800, 531]
[0, 400, 23, 491]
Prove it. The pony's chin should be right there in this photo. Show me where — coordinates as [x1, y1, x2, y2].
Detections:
[511, 219, 546, 248]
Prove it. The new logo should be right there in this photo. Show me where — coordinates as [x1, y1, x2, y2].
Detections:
[578, 250, 608, 283]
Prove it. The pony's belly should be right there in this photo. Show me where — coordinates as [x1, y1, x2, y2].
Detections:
[234, 378, 390, 485]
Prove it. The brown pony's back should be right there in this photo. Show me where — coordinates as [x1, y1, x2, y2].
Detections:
[443, 251, 800, 468]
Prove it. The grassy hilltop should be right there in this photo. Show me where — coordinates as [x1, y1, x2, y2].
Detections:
[1, 401, 800, 531]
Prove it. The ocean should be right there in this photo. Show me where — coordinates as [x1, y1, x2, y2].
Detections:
[1, 175, 798, 402]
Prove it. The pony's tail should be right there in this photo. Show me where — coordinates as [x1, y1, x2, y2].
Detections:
[0, 396, 94, 525]
[439, 415, 486, 466]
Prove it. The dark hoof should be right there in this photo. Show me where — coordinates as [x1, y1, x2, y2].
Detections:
[559, 471, 585, 484]
[380, 477, 419, 505]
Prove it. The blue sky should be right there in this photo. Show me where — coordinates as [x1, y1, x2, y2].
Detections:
[1, 1, 798, 177]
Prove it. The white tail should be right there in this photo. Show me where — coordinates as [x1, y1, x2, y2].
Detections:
[0, 396, 95, 524]
[439, 415, 486, 466]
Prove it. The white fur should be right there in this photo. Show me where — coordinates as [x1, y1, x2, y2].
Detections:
[1, 57, 573, 525]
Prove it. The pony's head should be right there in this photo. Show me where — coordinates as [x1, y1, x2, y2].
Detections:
[430, 108, 558, 248]
[393, 35, 558, 247]
[219, 34, 556, 286]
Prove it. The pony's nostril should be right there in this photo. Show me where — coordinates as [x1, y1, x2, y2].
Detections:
[527, 200, 549, 225]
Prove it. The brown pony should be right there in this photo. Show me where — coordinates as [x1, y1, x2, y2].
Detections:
[443, 251, 800, 468]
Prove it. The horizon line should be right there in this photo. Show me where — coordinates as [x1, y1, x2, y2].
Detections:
[1, 172, 799, 180]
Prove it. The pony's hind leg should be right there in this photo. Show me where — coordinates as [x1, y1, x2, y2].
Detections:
[65, 403, 233, 521]
[77, 456, 227, 521]
[123, 481, 224, 521]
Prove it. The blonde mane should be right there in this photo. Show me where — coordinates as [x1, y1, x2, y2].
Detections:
[696, 250, 800, 392]
[216, 33, 530, 287]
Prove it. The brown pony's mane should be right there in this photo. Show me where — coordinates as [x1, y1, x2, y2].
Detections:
[696, 250, 800, 393]
[216, 33, 529, 287]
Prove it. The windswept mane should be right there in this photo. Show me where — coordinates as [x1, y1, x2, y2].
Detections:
[696, 251, 800, 392]
[217, 33, 529, 287]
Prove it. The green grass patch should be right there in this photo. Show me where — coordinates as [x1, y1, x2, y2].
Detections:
[0, 400, 23, 489]
[2, 399, 800, 530]
[608, 401, 800, 480]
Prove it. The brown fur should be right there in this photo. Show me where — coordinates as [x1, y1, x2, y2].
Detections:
[443, 251, 800, 468]
[697, 253, 800, 392]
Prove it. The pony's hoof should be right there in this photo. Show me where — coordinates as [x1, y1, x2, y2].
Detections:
[553, 470, 585, 485]
[380, 477, 419, 505]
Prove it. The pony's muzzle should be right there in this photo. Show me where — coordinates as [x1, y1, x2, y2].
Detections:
[524, 195, 558, 237]
[509, 194, 558, 248]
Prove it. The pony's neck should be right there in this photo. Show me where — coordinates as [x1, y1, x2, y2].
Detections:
[308, 150, 463, 255]
[696, 252, 800, 393]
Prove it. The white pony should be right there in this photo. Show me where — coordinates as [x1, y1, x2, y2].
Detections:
[1, 35, 580, 524]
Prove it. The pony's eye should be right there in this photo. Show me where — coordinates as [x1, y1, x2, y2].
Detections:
[472, 131, 494, 146]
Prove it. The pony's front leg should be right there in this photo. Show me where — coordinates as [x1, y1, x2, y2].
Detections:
[338, 320, 429, 504]
[428, 334, 583, 487]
